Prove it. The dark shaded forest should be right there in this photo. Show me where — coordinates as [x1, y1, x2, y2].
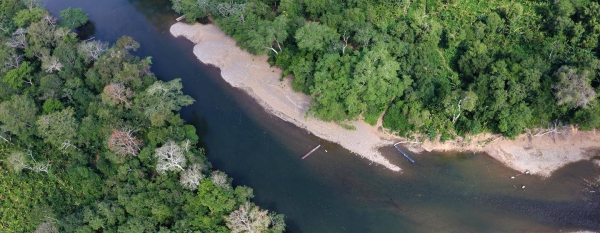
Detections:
[173, 0, 600, 140]
[0, 1, 284, 232]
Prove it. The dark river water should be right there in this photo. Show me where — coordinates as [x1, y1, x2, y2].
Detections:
[43, 0, 600, 232]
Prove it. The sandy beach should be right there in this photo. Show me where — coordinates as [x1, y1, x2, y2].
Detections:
[170, 22, 600, 177]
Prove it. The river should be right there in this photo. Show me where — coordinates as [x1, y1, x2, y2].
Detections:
[43, 0, 600, 232]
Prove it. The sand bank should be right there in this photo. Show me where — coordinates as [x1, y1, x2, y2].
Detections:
[170, 22, 400, 171]
[413, 131, 600, 177]
[170, 22, 600, 177]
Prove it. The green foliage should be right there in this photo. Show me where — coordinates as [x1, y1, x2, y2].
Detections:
[295, 22, 338, 52]
[36, 107, 79, 148]
[42, 98, 64, 114]
[2, 61, 33, 89]
[172, 0, 600, 138]
[13, 8, 45, 28]
[171, 0, 209, 23]
[0, 94, 38, 139]
[140, 78, 195, 126]
[59, 7, 88, 29]
[0, 4, 284, 233]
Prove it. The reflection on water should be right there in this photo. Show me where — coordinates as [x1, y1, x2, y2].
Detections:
[75, 21, 95, 40]
[42, 0, 600, 232]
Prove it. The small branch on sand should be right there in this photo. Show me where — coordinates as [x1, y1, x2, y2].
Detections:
[533, 119, 571, 143]
[394, 141, 422, 146]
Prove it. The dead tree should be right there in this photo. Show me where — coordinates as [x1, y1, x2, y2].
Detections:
[7, 150, 49, 173]
[42, 56, 63, 73]
[23, 0, 42, 9]
[179, 163, 206, 190]
[43, 14, 57, 26]
[226, 202, 271, 233]
[34, 221, 58, 233]
[78, 40, 108, 63]
[451, 98, 464, 123]
[0, 130, 11, 143]
[108, 129, 142, 157]
[154, 141, 187, 174]
[534, 119, 568, 143]
[103, 83, 133, 108]
[3, 53, 23, 70]
[60, 139, 77, 152]
[342, 31, 350, 55]
[554, 66, 597, 109]
[210, 170, 230, 189]
[5, 28, 27, 49]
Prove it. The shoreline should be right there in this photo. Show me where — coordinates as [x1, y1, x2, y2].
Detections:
[170, 22, 600, 177]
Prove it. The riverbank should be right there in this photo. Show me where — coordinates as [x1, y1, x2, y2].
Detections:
[170, 22, 599, 177]
[170, 22, 401, 171]
[412, 131, 600, 177]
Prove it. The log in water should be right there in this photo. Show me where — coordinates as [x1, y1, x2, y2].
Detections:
[394, 144, 415, 163]
[301, 145, 321, 160]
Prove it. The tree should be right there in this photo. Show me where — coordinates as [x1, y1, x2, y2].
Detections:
[26, 20, 59, 58]
[7, 150, 50, 173]
[141, 79, 194, 126]
[102, 83, 133, 108]
[4, 28, 27, 49]
[0, 94, 38, 139]
[0, 4, 285, 232]
[210, 170, 230, 189]
[445, 91, 477, 124]
[34, 222, 57, 233]
[41, 55, 63, 73]
[78, 40, 108, 64]
[36, 107, 78, 148]
[13, 8, 45, 27]
[155, 141, 187, 174]
[42, 98, 64, 114]
[553, 66, 597, 109]
[2, 51, 24, 70]
[107, 128, 142, 157]
[180, 163, 206, 190]
[22, 0, 43, 10]
[294, 22, 338, 52]
[247, 16, 289, 55]
[59, 7, 88, 29]
[225, 202, 271, 233]
[347, 45, 403, 124]
[115, 36, 140, 51]
[268, 212, 286, 233]
[2, 61, 33, 88]
[171, 0, 210, 23]
[38, 75, 64, 100]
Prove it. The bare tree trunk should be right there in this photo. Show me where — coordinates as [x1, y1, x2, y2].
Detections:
[452, 99, 463, 123]
[0, 133, 11, 143]
[342, 31, 349, 55]
[266, 47, 278, 54]
[275, 39, 283, 52]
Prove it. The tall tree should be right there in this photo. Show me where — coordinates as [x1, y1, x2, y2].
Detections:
[155, 140, 187, 174]
[2, 61, 33, 88]
[225, 202, 271, 233]
[36, 107, 79, 148]
[140, 78, 194, 126]
[294, 22, 338, 52]
[59, 7, 89, 29]
[107, 128, 143, 157]
[553, 66, 597, 109]
[0, 94, 38, 139]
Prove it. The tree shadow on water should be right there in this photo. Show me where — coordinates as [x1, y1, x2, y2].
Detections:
[75, 21, 95, 40]
[184, 110, 210, 154]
